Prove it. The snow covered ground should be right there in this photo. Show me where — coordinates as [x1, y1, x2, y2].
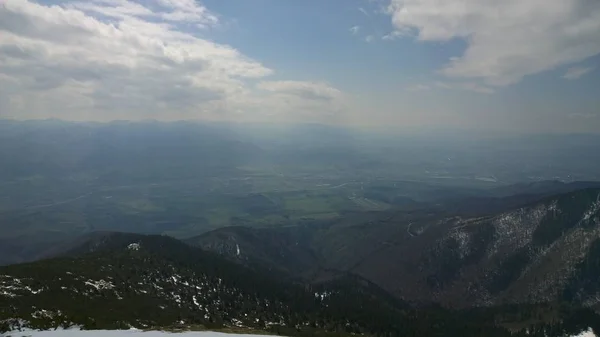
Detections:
[3, 328, 597, 337]
[2, 329, 273, 337]
[572, 329, 597, 337]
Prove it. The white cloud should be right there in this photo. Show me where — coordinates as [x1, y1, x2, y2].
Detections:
[459, 82, 495, 94]
[0, 0, 345, 121]
[257, 81, 343, 101]
[358, 7, 370, 16]
[382, 30, 406, 41]
[386, 0, 600, 86]
[568, 113, 598, 119]
[154, 0, 219, 27]
[406, 84, 431, 91]
[67, 0, 155, 19]
[435, 81, 495, 94]
[255, 81, 347, 118]
[349, 26, 374, 43]
[67, 0, 218, 26]
[563, 66, 594, 80]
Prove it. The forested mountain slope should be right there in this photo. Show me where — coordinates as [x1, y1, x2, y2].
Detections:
[3, 232, 600, 337]
[193, 188, 600, 307]
[0, 233, 440, 337]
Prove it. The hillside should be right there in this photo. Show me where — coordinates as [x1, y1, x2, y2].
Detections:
[192, 188, 600, 307]
[0, 233, 454, 337]
[4, 233, 600, 337]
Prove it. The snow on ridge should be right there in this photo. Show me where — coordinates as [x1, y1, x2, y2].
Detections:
[570, 328, 597, 337]
[128, 243, 141, 251]
[450, 229, 470, 259]
[581, 193, 600, 223]
[488, 201, 554, 256]
[31, 309, 63, 320]
[314, 291, 331, 301]
[84, 279, 115, 291]
[0, 276, 45, 297]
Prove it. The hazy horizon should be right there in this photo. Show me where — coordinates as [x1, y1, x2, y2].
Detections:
[5, 117, 600, 137]
[1, 0, 599, 133]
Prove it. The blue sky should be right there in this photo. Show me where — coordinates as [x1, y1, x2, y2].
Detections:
[1, 0, 599, 132]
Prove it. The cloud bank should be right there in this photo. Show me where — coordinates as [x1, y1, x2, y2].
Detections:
[0, 0, 346, 121]
[387, 0, 600, 86]
[563, 66, 594, 80]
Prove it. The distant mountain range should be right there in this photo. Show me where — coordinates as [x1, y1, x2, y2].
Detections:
[2, 119, 600, 183]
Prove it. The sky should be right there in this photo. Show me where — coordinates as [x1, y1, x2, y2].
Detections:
[0, 0, 599, 132]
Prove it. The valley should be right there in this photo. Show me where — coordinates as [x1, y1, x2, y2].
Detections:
[3, 0, 600, 332]
[1, 121, 600, 337]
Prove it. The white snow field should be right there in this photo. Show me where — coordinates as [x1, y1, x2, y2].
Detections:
[3, 327, 597, 337]
[2, 330, 275, 337]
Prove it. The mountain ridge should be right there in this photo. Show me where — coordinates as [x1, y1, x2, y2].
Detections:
[191, 187, 600, 308]
[0, 232, 411, 336]
[3, 231, 600, 337]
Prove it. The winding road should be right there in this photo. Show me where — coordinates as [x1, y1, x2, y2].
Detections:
[406, 222, 416, 237]
[24, 192, 93, 210]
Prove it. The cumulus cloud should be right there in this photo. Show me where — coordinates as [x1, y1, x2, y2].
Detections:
[350, 25, 360, 35]
[256, 81, 346, 117]
[382, 30, 406, 41]
[257, 81, 343, 102]
[435, 81, 495, 94]
[0, 0, 345, 121]
[563, 66, 594, 80]
[386, 0, 600, 86]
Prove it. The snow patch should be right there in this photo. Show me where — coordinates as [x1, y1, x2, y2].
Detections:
[173, 294, 182, 304]
[489, 201, 553, 256]
[314, 291, 331, 301]
[3, 329, 281, 336]
[31, 309, 63, 319]
[128, 243, 141, 251]
[84, 279, 115, 291]
[571, 328, 597, 337]
[581, 193, 600, 223]
[1, 290, 17, 298]
[26, 285, 44, 294]
[451, 230, 470, 259]
[0, 276, 44, 297]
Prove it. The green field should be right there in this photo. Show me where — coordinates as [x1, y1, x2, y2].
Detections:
[0, 166, 474, 246]
[0, 176, 380, 240]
